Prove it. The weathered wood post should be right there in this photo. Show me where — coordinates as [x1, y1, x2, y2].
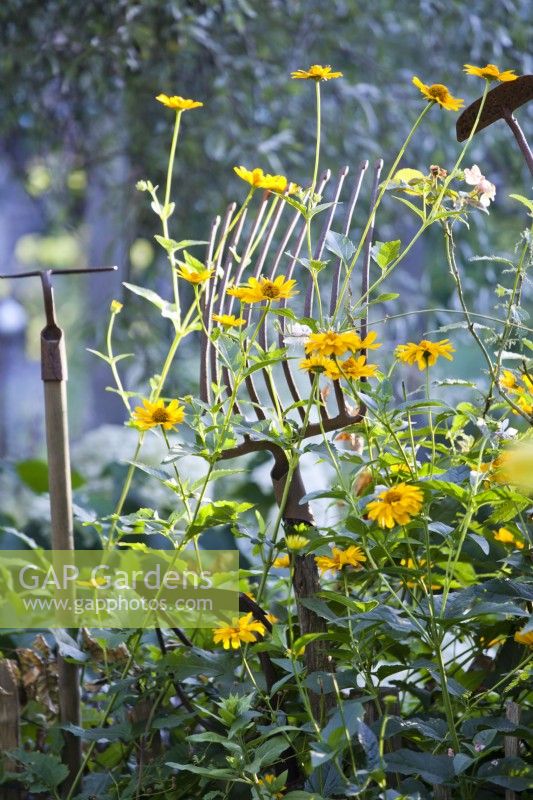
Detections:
[0, 266, 116, 794]
[0, 659, 22, 800]
[504, 700, 521, 800]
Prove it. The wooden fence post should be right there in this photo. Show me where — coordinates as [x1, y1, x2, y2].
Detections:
[505, 700, 520, 800]
[0, 659, 22, 800]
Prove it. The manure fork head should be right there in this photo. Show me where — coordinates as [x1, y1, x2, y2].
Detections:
[198, 159, 384, 460]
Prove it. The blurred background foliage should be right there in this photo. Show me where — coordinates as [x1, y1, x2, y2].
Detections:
[0, 0, 531, 517]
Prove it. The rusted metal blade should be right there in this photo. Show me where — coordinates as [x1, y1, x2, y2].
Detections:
[456, 74, 533, 140]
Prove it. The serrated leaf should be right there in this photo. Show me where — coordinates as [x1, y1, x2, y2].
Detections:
[371, 240, 401, 271]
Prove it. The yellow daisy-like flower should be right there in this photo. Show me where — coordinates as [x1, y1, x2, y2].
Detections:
[305, 330, 381, 357]
[395, 338, 455, 370]
[233, 166, 297, 194]
[273, 554, 290, 569]
[499, 369, 521, 393]
[342, 330, 382, 352]
[494, 527, 525, 550]
[366, 483, 424, 529]
[299, 353, 337, 376]
[176, 264, 214, 284]
[464, 64, 518, 82]
[155, 94, 203, 111]
[338, 355, 378, 380]
[212, 313, 246, 328]
[234, 166, 268, 188]
[227, 275, 297, 304]
[291, 64, 343, 81]
[258, 773, 285, 799]
[132, 398, 185, 431]
[285, 534, 310, 551]
[514, 628, 533, 647]
[212, 613, 265, 650]
[315, 545, 367, 574]
[412, 77, 464, 111]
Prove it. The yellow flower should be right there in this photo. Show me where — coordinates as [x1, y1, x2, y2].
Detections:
[291, 64, 343, 81]
[212, 613, 265, 650]
[412, 77, 464, 111]
[265, 612, 279, 625]
[212, 313, 246, 328]
[516, 395, 533, 416]
[233, 166, 297, 193]
[315, 545, 366, 574]
[305, 330, 381, 357]
[494, 527, 524, 550]
[155, 94, 203, 111]
[132, 398, 185, 431]
[366, 483, 424, 529]
[227, 275, 297, 303]
[176, 264, 214, 284]
[110, 299, 123, 314]
[395, 338, 455, 370]
[299, 353, 337, 376]
[338, 355, 378, 380]
[285, 534, 309, 551]
[342, 331, 382, 352]
[499, 369, 521, 393]
[273, 554, 290, 569]
[234, 166, 268, 187]
[514, 628, 533, 647]
[258, 773, 285, 799]
[464, 64, 518, 82]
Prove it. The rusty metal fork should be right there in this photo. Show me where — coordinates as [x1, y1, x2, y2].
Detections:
[196, 161, 383, 718]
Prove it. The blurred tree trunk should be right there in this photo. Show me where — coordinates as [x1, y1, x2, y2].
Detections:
[84, 106, 132, 428]
[0, 149, 44, 457]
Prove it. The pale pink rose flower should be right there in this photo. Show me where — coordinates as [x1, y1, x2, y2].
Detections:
[477, 179, 496, 207]
[464, 164, 484, 185]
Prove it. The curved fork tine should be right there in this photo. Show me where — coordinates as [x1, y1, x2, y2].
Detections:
[199, 215, 222, 403]
[277, 172, 331, 421]
[303, 167, 348, 421]
[242, 196, 288, 420]
[360, 159, 383, 344]
[329, 160, 369, 316]
[211, 208, 247, 404]
[203, 203, 236, 397]
[304, 166, 348, 319]
[226, 192, 270, 317]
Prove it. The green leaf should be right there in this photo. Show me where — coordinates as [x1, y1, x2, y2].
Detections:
[384, 750, 455, 784]
[123, 282, 166, 310]
[7, 750, 69, 792]
[244, 736, 288, 774]
[393, 195, 425, 219]
[478, 757, 533, 791]
[62, 722, 131, 742]
[187, 500, 254, 536]
[154, 235, 207, 254]
[166, 763, 238, 780]
[16, 459, 84, 492]
[509, 193, 533, 215]
[325, 231, 355, 263]
[371, 240, 401, 270]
